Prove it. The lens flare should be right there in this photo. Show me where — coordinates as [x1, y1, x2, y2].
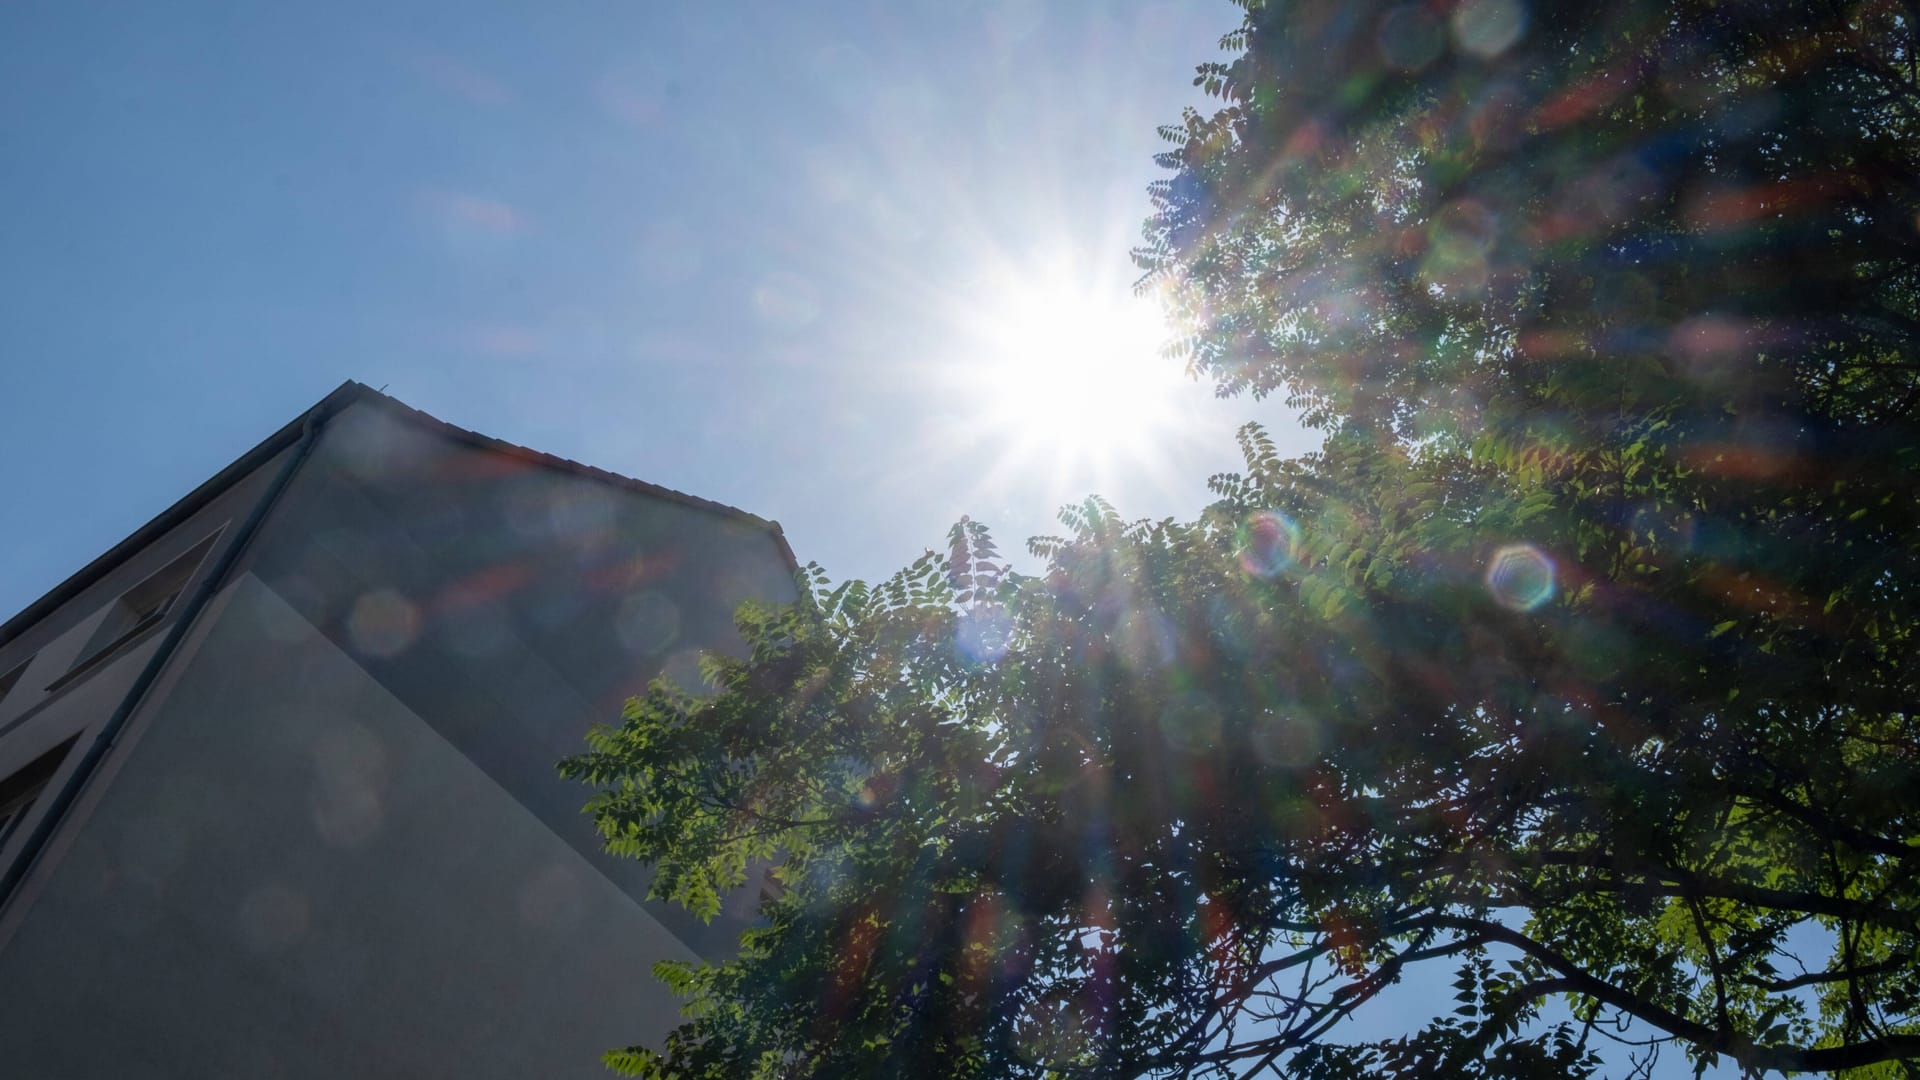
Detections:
[1377, 5, 1445, 71]
[1158, 693, 1224, 754]
[955, 607, 1012, 664]
[615, 590, 681, 655]
[347, 589, 421, 658]
[1451, 0, 1526, 59]
[1486, 544, 1555, 611]
[941, 259, 1189, 481]
[1238, 511, 1302, 578]
[1250, 713, 1324, 766]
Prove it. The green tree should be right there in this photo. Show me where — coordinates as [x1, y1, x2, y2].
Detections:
[564, 1, 1920, 1075]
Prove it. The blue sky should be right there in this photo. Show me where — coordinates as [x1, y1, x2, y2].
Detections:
[0, 0, 1314, 620]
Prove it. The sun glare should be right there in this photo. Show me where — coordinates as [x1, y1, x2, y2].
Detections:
[959, 266, 1189, 481]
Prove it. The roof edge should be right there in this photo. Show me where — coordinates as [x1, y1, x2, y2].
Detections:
[1, 381, 800, 649]
[0, 381, 364, 650]
[342, 389, 795, 549]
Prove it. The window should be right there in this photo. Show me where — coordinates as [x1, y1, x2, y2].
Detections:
[61, 529, 223, 683]
[0, 659, 29, 708]
[0, 737, 77, 850]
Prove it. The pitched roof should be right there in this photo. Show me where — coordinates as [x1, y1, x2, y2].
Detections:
[0, 381, 797, 648]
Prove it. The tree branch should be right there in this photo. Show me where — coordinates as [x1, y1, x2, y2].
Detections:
[1414, 913, 1920, 1074]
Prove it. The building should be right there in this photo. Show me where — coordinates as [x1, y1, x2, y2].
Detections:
[0, 382, 799, 1078]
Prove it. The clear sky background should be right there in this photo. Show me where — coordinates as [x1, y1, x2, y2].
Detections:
[0, 0, 1316, 621]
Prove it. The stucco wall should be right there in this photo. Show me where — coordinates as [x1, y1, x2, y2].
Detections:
[0, 577, 699, 1078]
[0, 399, 800, 1075]
[244, 402, 797, 952]
[0, 447, 292, 885]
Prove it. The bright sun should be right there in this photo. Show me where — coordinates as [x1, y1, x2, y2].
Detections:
[954, 264, 1190, 482]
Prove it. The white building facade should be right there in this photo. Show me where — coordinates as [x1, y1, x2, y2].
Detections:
[0, 383, 797, 1077]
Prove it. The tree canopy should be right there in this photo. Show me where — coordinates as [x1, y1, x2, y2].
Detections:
[563, 1, 1920, 1075]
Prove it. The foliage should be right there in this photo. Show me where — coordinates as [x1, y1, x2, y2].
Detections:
[566, 0, 1920, 1075]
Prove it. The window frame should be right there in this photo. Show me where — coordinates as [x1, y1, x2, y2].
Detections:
[0, 736, 78, 851]
[0, 659, 30, 709]
[50, 527, 225, 691]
